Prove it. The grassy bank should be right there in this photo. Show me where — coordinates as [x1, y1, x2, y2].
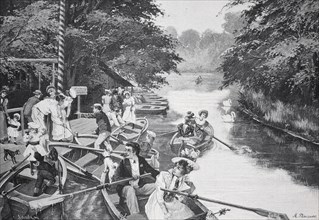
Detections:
[239, 90, 319, 143]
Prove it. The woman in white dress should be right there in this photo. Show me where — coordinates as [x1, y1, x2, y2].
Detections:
[145, 150, 199, 220]
[102, 89, 112, 115]
[122, 91, 136, 124]
[52, 94, 73, 141]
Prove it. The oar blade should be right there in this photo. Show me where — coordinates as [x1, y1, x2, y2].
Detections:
[29, 194, 65, 210]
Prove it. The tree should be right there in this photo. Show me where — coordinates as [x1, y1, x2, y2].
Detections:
[165, 26, 178, 39]
[179, 29, 200, 51]
[219, 0, 319, 105]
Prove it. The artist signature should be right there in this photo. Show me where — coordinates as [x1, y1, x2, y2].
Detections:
[17, 215, 39, 220]
[293, 213, 317, 218]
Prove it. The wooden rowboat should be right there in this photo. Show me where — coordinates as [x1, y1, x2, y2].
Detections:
[111, 118, 149, 142]
[145, 101, 169, 107]
[135, 105, 167, 115]
[0, 156, 67, 219]
[169, 122, 214, 155]
[143, 96, 168, 102]
[99, 160, 218, 220]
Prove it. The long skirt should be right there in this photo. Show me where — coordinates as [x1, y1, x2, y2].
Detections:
[0, 111, 8, 141]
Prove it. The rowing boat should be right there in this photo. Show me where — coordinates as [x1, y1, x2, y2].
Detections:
[111, 118, 149, 141]
[99, 158, 218, 220]
[135, 104, 167, 115]
[0, 156, 67, 219]
[145, 101, 169, 107]
[169, 122, 214, 155]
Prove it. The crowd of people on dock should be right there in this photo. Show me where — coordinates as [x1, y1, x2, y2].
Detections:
[0, 84, 216, 220]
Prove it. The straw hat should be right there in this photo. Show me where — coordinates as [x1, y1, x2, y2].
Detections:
[46, 84, 56, 93]
[123, 91, 131, 96]
[147, 130, 156, 139]
[198, 109, 208, 118]
[0, 86, 9, 95]
[13, 113, 20, 120]
[172, 148, 200, 170]
[28, 122, 40, 130]
[33, 90, 42, 96]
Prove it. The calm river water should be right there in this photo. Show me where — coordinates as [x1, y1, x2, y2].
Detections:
[42, 72, 318, 220]
[157, 72, 319, 220]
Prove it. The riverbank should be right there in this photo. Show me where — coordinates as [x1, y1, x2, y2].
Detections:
[237, 90, 319, 146]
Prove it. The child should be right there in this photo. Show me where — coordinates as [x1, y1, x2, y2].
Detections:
[23, 122, 48, 175]
[7, 113, 21, 144]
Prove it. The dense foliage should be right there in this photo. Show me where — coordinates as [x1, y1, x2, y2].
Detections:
[219, 0, 319, 106]
[169, 12, 245, 72]
[0, 0, 182, 92]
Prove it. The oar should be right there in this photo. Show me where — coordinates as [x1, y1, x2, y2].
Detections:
[212, 136, 238, 151]
[1, 184, 22, 197]
[157, 130, 178, 137]
[0, 154, 31, 181]
[60, 155, 97, 180]
[29, 173, 152, 209]
[161, 189, 289, 220]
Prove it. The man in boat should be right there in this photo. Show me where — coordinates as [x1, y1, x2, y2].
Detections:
[112, 142, 160, 215]
[92, 103, 112, 151]
[140, 130, 160, 170]
[177, 111, 195, 138]
[33, 148, 59, 196]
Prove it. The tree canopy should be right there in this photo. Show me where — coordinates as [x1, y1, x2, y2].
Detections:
[219, 0, 319, 105]
[0, 0, 182, 92]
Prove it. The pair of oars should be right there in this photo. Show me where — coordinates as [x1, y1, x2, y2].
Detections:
[161, 188, 290, 220]
[29, 173, 151, 209]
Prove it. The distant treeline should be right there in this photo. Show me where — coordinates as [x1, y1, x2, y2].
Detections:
[165, 12, 244, 72]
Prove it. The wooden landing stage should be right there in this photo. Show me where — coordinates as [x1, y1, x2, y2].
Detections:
[0, 118, 96, 176]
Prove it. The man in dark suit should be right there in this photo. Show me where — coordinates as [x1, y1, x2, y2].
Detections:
[22, 90, 42, 123]
[112, 142, 159, 215]
[93, 103, 112, 151]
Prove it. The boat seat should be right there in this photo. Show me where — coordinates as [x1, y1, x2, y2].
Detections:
[109, 193, 149, 205]
[92, 165, 105, 177]
[122, 127, 139, 134]
[19, 168, 37, 180]
[119, 133, 138, 141]
[54, 146, 73, 156]
[74, 153, 98, 167]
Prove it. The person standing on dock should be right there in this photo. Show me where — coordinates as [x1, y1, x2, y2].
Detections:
[92, 103, 112, 151]
[31, 85, 63, 135]
[22, 90, 42, 123]
[0, 87, 9, 144]
[112, 142, 159, 215]
[122, 91, 136, 125]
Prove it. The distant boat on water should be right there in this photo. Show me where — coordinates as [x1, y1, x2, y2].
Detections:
[195, 75, 203, 85]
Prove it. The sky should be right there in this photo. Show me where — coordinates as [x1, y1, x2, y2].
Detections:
[154, 0, 244, 35]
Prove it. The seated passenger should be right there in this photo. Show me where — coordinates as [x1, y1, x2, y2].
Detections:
[33, 148, 59, 196]
[140, 130, 160, 170]
[177, 111, 195, 138]
[112, 142, 159, 215]
[194, 109, 214, 142]
[145, 149, 199, 220]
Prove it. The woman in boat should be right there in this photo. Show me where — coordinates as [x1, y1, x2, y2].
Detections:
[191, 109, 214, 145]
[102, 89, 112, 115]
[0, 87, 9, 144]
[122, 91, 136, 125]
[145, 149, 199, 219]
[23, 122, 48, 175]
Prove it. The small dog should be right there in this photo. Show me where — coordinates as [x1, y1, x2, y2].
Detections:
[4, 149, 20, 164]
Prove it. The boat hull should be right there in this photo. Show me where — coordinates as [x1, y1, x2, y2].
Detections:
[135, 105, 167, 115]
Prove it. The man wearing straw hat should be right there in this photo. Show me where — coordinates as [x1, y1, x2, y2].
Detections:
[22, 90, 42, 123]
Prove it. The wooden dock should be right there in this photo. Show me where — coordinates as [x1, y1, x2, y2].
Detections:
[0, 118, 96, 175]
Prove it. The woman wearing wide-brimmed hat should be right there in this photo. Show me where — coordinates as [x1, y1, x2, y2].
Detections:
[0, 87, 10, 144]
[122, 91, 136, 124]
[145, 148, 199, 219]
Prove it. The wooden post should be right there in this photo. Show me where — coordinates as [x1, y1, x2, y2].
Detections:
[52, 63, 55, 86]
[57, 0, 66, 93]
[77, 96, 81, 119]
[20, 109, 24, 136]
[38, 71, 41, 90]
